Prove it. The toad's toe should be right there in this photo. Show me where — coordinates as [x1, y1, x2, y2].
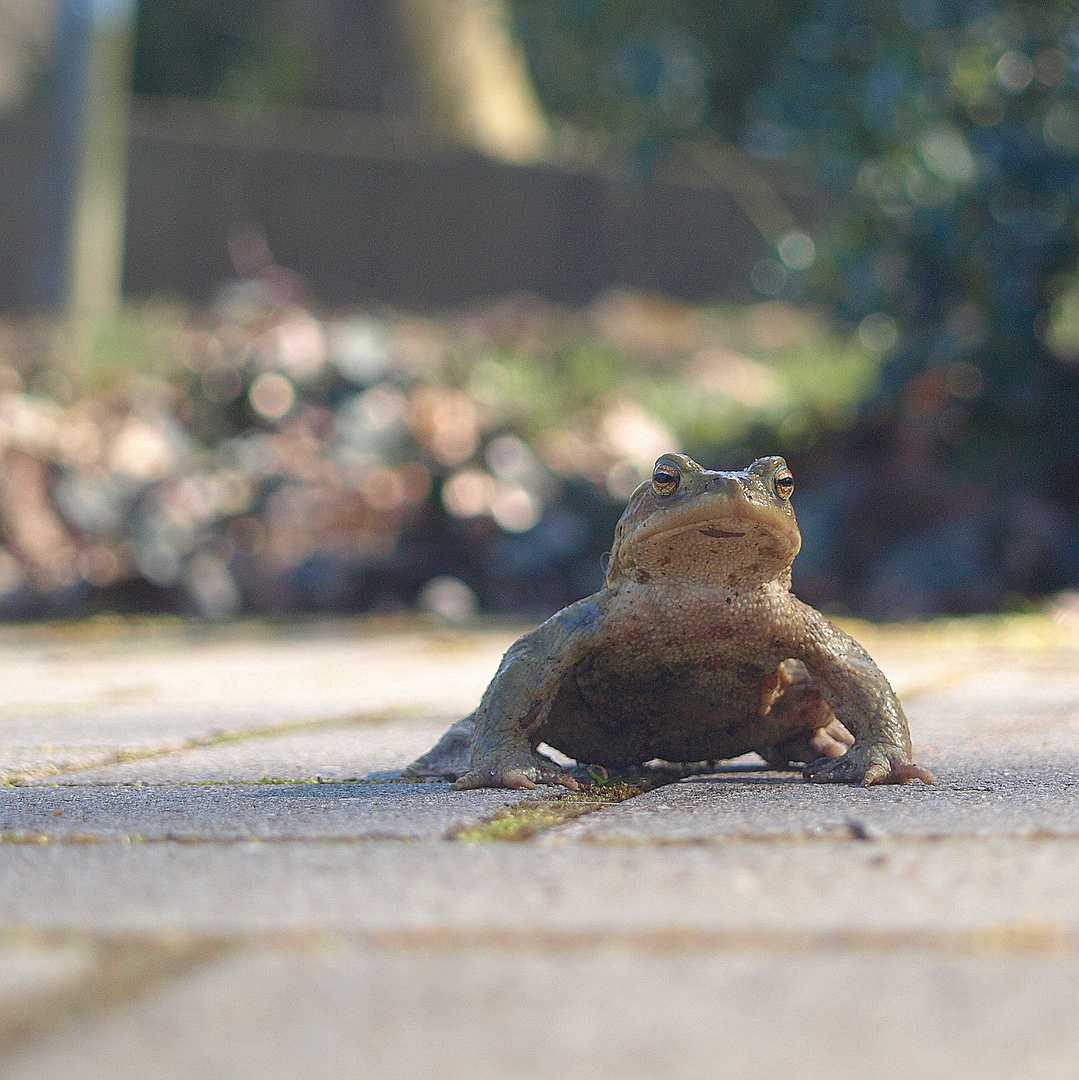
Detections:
[450, 766, 579, 791]
[804, 747, 934, 787]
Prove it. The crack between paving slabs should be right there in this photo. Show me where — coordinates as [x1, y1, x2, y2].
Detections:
[332, 923, 1079, 957]
[11, 827, 1079, 845]
[449, 781, 661, 842]
[0, 921, 1070, 1069]
[0, 705, 428, 786]
[0, 785, 659, 845]
[0, 930, 235, 1063]
[1, 916, 1074, 1043]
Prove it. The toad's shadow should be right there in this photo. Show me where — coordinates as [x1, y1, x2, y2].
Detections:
[576, 759, 797, 788]
[245, 776, 453, 799]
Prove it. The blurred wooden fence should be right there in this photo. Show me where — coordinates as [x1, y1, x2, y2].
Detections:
[1, 102, 824, 312]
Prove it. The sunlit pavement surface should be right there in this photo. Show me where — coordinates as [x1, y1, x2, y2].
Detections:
[1, 614, 1079, 1079]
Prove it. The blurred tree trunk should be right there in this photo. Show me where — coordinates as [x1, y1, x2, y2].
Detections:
[396, 0, 548, 163]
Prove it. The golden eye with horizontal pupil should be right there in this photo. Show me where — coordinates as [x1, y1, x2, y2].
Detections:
[774, 468, 794, 499]
[652, 463, 680, 495]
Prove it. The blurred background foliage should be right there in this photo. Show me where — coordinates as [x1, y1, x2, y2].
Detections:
[2, 0, 1078, 621]
[0, 286, 886, 622]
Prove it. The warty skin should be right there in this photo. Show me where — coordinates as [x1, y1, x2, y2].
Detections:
[406, 454, 933, 792]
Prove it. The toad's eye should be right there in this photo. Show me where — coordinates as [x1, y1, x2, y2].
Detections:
[774, 468, 794, 499]
[652, 462, 680, 496]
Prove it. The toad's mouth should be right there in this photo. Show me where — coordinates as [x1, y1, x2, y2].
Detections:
[639, 510, 794, 546]
[630, 484, 800, 556]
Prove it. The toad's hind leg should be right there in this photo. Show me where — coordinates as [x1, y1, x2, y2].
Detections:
[403, 712, 571, 787]
[403, 714, 476, 780]
[759, 660, 854, 770]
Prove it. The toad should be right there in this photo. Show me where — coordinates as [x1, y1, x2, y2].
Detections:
[406, 454, 933, 791]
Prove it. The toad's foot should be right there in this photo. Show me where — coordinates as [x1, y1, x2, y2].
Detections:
[451, 752, 580, 792]
[803, 743, 934, 787]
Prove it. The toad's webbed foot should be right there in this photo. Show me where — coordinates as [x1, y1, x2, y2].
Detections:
[451, 750, 580, 792]
[803, 742, 934, 787]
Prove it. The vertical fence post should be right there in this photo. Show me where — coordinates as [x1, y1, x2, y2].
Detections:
[33, 0, 136, 319]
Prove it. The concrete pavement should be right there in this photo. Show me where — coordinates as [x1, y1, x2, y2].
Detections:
[0, 614, 1077, 1078]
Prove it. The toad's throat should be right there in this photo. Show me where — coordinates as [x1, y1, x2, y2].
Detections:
[699, 526, 746, 539]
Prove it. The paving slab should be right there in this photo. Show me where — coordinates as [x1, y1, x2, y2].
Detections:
[0, 615, 1076, 1079]
[0, 939, 99, 1016]
[0, 782, 561, 842]
[560, 766, 1079, 841]
[906, 681, 1079, 770]
[0, 623, 516, 783]
[4, 941, 1079, 1080]
[1, 838, 1078, 940]
[29, 717, 460, 784]
[4, 837, 1079, 1080]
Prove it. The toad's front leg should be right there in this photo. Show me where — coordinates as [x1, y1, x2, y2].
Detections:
[787, 603, 934, 787]
[451, 597, 603, 792]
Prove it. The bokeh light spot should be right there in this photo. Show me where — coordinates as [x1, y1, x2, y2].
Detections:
[750, 258, 787, 295]
[777, 230, 816, 270]
[858, 312, 899, 352]
[249, 372, 295, 421]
